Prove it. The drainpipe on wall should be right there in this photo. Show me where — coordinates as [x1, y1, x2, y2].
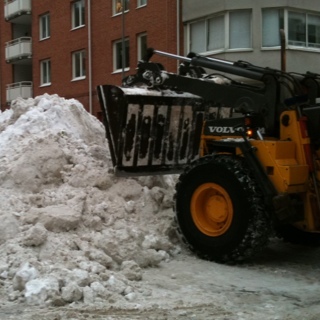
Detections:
[88, 0, 93, 114]
[280, 29, 286, 72]
[121, 0, 126, 80]
[176, 0, 180, 71]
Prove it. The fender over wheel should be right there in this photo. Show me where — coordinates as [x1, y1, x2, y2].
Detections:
[175, 155, 271, 263]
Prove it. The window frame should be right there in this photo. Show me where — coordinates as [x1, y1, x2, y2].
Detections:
[113, 38, 130, 72]
[189, 19, 207, 53]
[187, 10, 253, 55]
[307, 13, 320, 49]
[40, 59, 51, 86]
[137, 33, 147, 61]
[229, 10, 252, 50]
[207, 14, 225, 52]
[261, 8, 284, 48]
[39, 13, 50, 40]
[137, 0, 147, 8]
[262, 8, 320, 51]
[288, 10, 320, 49]
[72, 50, 86, 80]
[71, 0, 85, 30]
[113, 0, 129, 15]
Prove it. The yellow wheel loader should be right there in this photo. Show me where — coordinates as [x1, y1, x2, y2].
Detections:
[97, 48, 320, 263]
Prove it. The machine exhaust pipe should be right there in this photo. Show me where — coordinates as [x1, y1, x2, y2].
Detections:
[280, 29, 286, 72]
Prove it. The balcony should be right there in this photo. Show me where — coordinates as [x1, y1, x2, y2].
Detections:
[5, 37, 32, 63]
[4, 0, 31, 23]
[6, 81, 33, 103]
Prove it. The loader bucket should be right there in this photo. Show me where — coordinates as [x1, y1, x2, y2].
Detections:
[97, 85, 209, 176]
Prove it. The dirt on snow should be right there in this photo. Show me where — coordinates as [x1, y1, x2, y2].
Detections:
[0, 94, 319, 320]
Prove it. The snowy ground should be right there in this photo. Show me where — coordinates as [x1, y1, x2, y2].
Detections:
[1, 241, 320, 320]
[0, 95, 319, 320]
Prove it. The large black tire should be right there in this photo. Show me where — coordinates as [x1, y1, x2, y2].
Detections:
[175, 155, 271, 264]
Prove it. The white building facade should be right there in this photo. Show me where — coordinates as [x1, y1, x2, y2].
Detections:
[182, 0, 320, 74]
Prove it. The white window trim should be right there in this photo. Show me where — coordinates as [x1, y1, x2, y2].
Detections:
[187, 10, 253, 55]
[72, 50, 86, 80]
[137, 33, 147, 61]
[137, 0, 147, 9]
[40, 59, 51, 86]
[71, 76, 86, 82]
[225, 8, 253, 52]
[113, 0, 129, 16]
[112, 68, 130, 75]
[39, 13, 50, 40]
[261, 8, 320, 52]
[71, 25, 85, 32]
[113, 38, 130, 72]
[188, 19, 206, 54]
[72, 0, 85, 30]
[288, 10, 320, 50]
[224, 13, 229, 50]
[260, 8, 284, 50]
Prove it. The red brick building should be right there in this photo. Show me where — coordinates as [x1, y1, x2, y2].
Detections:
[1, 0, 183, 117]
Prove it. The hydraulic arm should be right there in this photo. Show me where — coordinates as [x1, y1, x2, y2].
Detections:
[123, 49, 320, 136]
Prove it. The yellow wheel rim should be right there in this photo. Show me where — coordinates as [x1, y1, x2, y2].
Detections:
[191, 183, 233, 237]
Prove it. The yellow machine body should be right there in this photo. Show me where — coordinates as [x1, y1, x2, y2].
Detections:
[97, 48, 320, 263]
[200, 110, 320, 232]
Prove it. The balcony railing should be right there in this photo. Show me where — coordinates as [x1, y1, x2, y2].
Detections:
[5, 37, 32, 62]
[4, 0, 31, 21]
[6, 81, 33, 103]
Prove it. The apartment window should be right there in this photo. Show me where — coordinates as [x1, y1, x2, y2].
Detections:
[308, 14, 320, 48]
[40, 13, 50, 40]
[189, 10, 252, 54]
[138, 0, 147, 7]
[113, 39, 130, 71]
[40, 60, 51, 85]
[72, 50, 86, 79]
[137, 33, 147, 61]
[229, 11, 252, 49]
[289, 12, 307, 47]
[113, 0, 129, 15]
[190, 20, 206, 52]
[208, 15, 225, 51]
[72, 0, 85, 29]
[262, 9, 284, 47]
[289, 11, 320, 48]
[262, 9, 320, 49]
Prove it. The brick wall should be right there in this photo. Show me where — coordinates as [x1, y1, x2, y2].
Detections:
[0, 0, 183, 115]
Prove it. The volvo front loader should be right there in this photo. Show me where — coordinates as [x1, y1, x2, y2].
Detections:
[97, 48, 320, 263]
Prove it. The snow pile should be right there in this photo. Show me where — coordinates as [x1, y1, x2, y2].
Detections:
[0, 94, 179, 307]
